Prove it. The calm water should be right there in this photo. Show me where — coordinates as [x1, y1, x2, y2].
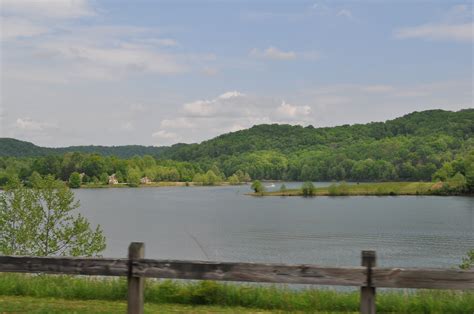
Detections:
[75, 183, 474, 268]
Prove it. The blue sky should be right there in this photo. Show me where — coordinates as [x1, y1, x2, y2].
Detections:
[0, 0, 472, 146]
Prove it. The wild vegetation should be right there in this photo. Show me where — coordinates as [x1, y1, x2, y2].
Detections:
[255, 181, 450, 197]
[0, 176, 105, 256]
[0, 274, 472, 313]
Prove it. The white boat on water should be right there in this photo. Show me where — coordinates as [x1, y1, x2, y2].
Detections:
[265, 183, 276, 188]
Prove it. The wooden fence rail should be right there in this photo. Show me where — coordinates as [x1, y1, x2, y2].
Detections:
[0, 243, 473, 314]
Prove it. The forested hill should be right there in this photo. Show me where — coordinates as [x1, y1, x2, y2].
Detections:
[2, 109, 472, 159]
[161, 109, 474, 160]
[0, 109, 473, 183]
[0, 138, 167, 158]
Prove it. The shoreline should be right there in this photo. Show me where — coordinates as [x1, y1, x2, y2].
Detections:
[248, 182, 471, 197]
[78, 181, 248, 189]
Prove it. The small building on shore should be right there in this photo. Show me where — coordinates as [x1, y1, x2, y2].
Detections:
[108, 174, 119, 185]
[140, 176, 152, 184]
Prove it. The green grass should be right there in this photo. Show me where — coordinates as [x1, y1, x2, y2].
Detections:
[79, 181, 242, 189]
[255, 182, 444, 197]
[0, 274, 472, 313]
[0, 295, 270, 313]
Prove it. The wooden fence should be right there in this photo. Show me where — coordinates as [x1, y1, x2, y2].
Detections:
[0, 242, 473, 314]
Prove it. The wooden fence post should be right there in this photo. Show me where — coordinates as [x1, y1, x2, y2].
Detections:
[128, 242, 145, 314]
[360, 250, 376, 314]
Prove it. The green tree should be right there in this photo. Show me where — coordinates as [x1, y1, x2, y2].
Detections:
[301, 181, 315, 196]
[442, 172, 467, 194]
[29, 171, 42, 187]
[127, 168, 141, 187]
[68, 172, 82, 189]
[251, 180, 265, 193]
[115, 171, 124, 183]
[193, 170, 220, 186]
[234, 170, 251, 182]
[280, 184, 287, 192]
[228, 174, 240, 185]
[99, 172, 109, 184]
[465, 152, 474, 193]
[0, 176, 105, 256]
[460, 250, 474, 270]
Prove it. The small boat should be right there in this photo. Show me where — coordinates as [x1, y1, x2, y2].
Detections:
[265, 183, 276, 188]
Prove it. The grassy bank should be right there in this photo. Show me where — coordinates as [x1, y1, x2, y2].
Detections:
[0, 295, 265, 313]
[251, 182, 452, 197]
[79, 181, 246, 189]
[0, 274, 472, 313]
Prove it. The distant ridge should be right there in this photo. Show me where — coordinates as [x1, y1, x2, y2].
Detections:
[1, 109, 473, 159]
[0, 138, 167, 158]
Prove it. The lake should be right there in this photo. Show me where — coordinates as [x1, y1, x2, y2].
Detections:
[75, 183, 474, 268]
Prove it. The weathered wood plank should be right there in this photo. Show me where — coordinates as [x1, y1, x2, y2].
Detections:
[373, 268, 474, 290]
[132, 259, 367, 286]
[0, 256, 128, 276]
[360, 251, 376, 314]
[128, 242, 144, 314]
[1, 255, 473, 290]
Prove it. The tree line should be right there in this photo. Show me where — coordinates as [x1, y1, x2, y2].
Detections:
[0, 109, 472, 192]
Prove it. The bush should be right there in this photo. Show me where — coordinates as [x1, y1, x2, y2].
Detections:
[251, 180, 264, 193]
[127, 169, 141, 187]
[68, 172, 82, 188]
[227, 174, 240, 185]
[460, 250, 474, 270]
[301, 181, 315, 196]
[193, 170, 221, 186]
[328, 182, 349, 196]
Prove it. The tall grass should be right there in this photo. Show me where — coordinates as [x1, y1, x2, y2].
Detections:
[260, 182, 442, 196]
[0, 274, 472, 313]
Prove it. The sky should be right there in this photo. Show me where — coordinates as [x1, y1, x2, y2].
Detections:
[0, 0, 472, 147]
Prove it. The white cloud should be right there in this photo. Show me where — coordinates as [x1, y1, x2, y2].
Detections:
[310, 2, 330, 15]
[202, 67, 218, 76]
[37, 40, 187, 75]
[250, 46, 320, 61]
[218, 91, 245, 99]
[395, 23, 473, 42]
[250, 46, 296, 60]
[1, 0, 95, 19]
[0, 108, 5, 126]
[182, 100, 216, 117]
[141, 38, 178, 47]
[302, 81, 472, 126]
[129, 104, 148, 113]
[120, 121, 134, 131]
[0, 17, 49, 40]
[361, 85, 395, 93]
[160, 118, 195, 129]
[394, 5, 473, 42]
[1, 3, 210, 82]
[181, 91, 250, 118]
[15, 117, 56, 131]
[151, 92, 315, 144]
[276, 101, 311, 119]
[336, 9, 353, 19]
[152, 130, 180, 145]
[444, 4, 473, 23]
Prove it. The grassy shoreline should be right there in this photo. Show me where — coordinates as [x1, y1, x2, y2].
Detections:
[0, 274, 472, 313]
[249, 182, 468, 197]
[78, 181, 246, 189]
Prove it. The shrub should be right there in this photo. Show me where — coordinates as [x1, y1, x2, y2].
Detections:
[68, 172, 82, 188]
[251, 180, 264, 193]
[301, 181, 315, 196]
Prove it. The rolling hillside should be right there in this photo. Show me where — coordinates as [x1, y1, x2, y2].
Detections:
[0, 138, 167, 158]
